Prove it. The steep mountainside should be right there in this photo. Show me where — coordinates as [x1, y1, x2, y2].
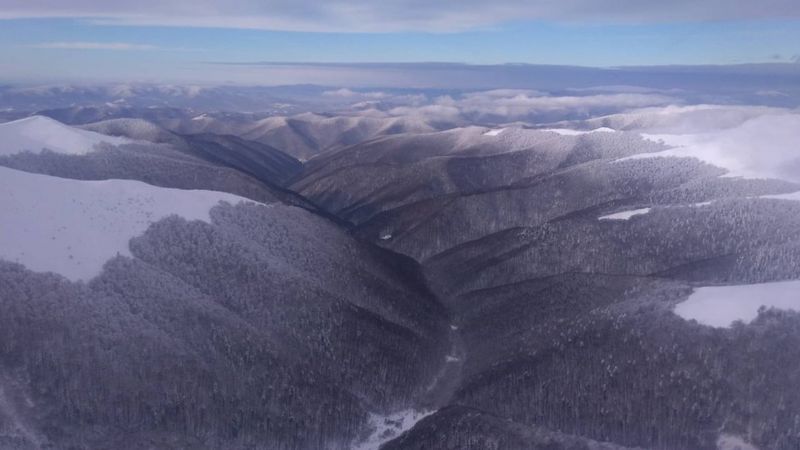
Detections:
[81, 117, 189, 148]
[0, 116, 310, 206]
[0, 167, 449, 449]
[292, 120, 800, 449]
[235, 113, 438, 160]
[182, 133, 303, 186]
[2, 106, 800, 449]
[81, 118, 304, 186]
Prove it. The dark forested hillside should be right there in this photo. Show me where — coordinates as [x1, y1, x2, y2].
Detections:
[291, 125, 800, 449]
[1, 110, 799, 449]
[0, 203, 449, 449]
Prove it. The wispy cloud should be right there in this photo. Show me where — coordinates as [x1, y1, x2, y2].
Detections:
[1, 0, 799, 32]
[322, 88, 388, 99]
[29, 41, 159, 51]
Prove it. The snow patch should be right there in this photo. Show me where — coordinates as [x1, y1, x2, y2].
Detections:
[717, 434, 759, 450]
[598, 208, 652, 221]
[762, 191, 800, 201]
[544, 127, 615, 136]
[191, 113, 209, 121]
[482, 128, 505, 136]
[353, 409, 434, 450]
[0, 166, 260, 282]
[620, 114, 800, 182]
[445, 355, 461, 363]
[675, 280, 800, 328]
[380, 233, 393, 241]
[0, 115, 130, 156]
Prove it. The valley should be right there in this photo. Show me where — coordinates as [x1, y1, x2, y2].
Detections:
[0, 93, 799, 449]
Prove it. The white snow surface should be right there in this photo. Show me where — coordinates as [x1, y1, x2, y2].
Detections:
[717, 434, 760, 450]
[674, 280, 800, 328]
[353, 409, 434, 450]
[763, 191, 800, 201]
[620, 113, 800, 182]
[544, 127, 616, 136]
[482, 128, 505, 136]
[0, 115, 131, 156]
[598, 208, 652, 221]
[0, 166, 259, 281]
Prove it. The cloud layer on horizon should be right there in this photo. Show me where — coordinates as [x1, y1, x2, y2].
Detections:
[2, 0, 800, 32]
[353, 89, 681, 124]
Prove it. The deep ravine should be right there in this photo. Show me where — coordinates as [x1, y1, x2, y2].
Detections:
[353, 320, 465, 450]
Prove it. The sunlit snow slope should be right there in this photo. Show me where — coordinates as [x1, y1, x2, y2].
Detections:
[0, 166, 259, 281]
[0, 115, 131, 156]
[675, 280, 800, 328]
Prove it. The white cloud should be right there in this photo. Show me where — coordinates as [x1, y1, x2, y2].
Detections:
[379, 90, 678, 123]
[454, 91, 676, 117]
[756, 89, 789, 97]
[29, 41, 159, 50]
[1, 0, 798, 32]
[322, 88, 388, 99]
[387, 104, 463, 122]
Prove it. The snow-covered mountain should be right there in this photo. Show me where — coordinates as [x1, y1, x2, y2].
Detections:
[564, 105, 800, 182]
[2, 100, 800, 450]
[0, 165, 257, 281]
[0, 118, 448, 449]
[291, 107, 800, 449]
[0, 115, 131, 156]
[24, 106, 447, 160]
[0, 116, 306, 205]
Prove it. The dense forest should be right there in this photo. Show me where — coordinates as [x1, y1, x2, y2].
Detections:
[1, 109, 800, 449]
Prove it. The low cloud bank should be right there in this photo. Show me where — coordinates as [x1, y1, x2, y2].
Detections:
[357, 89, 680, 123]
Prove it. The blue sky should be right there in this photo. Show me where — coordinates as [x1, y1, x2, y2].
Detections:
[0, 5, 799, 84]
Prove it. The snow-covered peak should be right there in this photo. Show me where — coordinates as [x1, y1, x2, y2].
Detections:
[0, 115, 131, 156]
[0, 166, 261, 281]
